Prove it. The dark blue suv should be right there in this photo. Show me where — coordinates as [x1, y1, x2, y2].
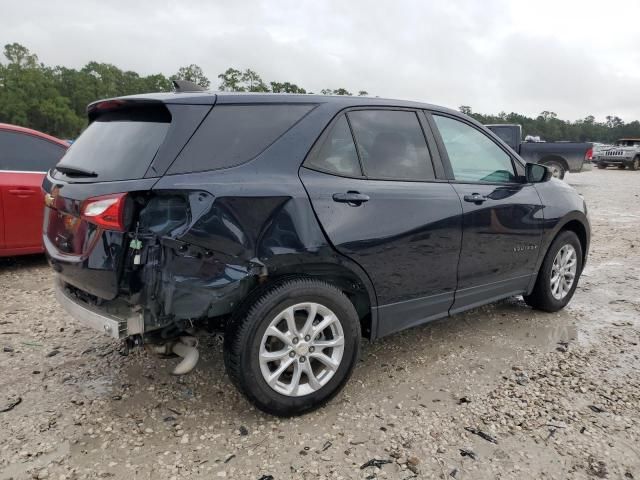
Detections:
[43, 91, 590, 415]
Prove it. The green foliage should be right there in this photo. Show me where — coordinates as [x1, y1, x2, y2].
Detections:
[170, 64, 210, 89]
[1, 42, 638, 144]
[460, 107, 640, 143]
[0, 43, 176, 138]
[321, 88, 353, 96]
[270, 81, 307, 94]
[217, 68, 245, 91]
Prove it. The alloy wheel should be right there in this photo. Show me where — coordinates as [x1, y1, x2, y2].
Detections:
[550, 244, 578, 300]
[259, 302, 345, 397]
[548, 163, 563, 178]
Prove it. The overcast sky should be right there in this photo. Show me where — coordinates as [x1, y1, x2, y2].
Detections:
[2, 0, 639, 121]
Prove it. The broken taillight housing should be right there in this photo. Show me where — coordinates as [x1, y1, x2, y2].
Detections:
[80, 193, 128, 231]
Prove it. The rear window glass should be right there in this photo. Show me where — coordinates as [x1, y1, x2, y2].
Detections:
[54, 106, 170, 181]
[0, 130, 66, 172]
[168, 104, 313, 174]
[305, 115, 362, 177]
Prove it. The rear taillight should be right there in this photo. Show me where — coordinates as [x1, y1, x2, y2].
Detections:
[585, 147, 593, 161]
[81, 193, 127, 231]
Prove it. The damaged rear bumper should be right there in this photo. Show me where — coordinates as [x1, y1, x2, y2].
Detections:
[55, 277, 143, 339]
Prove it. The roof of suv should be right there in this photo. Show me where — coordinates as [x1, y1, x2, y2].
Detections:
[89, 91, 460, 116]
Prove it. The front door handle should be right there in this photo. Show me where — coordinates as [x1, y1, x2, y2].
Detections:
[463, 193, 487, 204]
[8, 188, 36, 196]
[332, 191, 370, 206]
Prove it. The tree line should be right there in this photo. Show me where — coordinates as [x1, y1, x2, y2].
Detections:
[1, 42, 637, 143]
[459, 107, 638, 144]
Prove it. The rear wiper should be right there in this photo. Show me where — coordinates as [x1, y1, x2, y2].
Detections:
[55, 164, 98, 178]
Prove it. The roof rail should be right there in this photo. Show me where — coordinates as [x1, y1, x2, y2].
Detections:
[172, 80, 206, 92]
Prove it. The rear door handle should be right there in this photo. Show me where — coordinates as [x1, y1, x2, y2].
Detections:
[463, 193, 487, 204]
[332, 191, 370, 206]
[8, 188, 36, 196]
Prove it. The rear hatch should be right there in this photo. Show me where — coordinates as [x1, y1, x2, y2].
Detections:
[43, 97, 212, 299]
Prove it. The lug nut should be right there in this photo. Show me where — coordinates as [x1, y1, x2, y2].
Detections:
[304, 335, 311, 341]
[299, 356, 306, 363]
[309, 346, 315, 353]
[289, 351, 296, 358]
[292, 337, 299, 344]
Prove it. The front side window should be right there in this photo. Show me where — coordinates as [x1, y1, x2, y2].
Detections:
[347, 110, 435, 181]
[0, 130, 66, 172]
[305, 115, 362, 176]
[433, 115, 517, 183]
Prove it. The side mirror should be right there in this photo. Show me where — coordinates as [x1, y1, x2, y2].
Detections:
[526, 162, 552, 183]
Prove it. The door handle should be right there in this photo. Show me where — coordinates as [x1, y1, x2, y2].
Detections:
[332, 191, 370, 206]
[8, 188, 36, 196]
[463, 193, 487, 204]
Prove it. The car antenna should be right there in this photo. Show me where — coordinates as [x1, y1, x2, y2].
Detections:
[172, 79, 206, 92]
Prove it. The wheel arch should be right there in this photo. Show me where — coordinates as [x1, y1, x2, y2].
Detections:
[539, 154, 569, 172]
[243, 259, 378, 340]
[559, 219, 589, 266]
[526, 212, 590, 295]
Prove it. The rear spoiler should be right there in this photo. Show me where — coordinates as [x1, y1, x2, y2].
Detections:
[87, 98, 170, 122]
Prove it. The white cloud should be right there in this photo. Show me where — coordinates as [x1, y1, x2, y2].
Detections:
[1, 0, 639, 120]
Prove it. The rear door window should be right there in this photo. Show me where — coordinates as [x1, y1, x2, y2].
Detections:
[347, 110, 435, 181]
[168, 104, 314, 174]
[55, 106, 170, 181]
[0, 130, 66, 172]
[304, 115, 362, 177]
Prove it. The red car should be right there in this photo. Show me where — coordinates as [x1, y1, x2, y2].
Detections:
[0, 123, 69, 256]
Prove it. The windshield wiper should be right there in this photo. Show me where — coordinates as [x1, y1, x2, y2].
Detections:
[55, 164, 98, 178]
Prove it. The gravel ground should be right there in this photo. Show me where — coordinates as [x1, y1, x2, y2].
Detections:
[1, 169, 639, 480]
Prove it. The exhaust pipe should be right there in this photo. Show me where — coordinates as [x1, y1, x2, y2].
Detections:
[170, 336, 199, 375]
[149, 336, 199, 375]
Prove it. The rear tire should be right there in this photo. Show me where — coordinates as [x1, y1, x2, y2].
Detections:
[543, 160, 566, 179]
[524, 230, 583, 312]
[224, 278, 361, 416]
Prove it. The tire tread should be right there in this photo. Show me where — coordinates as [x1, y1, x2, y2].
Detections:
[223, 277, 360, 416]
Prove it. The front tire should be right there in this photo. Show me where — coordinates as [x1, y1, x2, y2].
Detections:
[597, 163, 607, 169]
[629, 157, 640, 171]
[224, 278, 361, 416]
[524, 230, 583, 312]
[618, 164, 626, 170]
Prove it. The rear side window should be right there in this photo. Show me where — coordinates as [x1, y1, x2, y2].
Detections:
[0, 130, 66, 172]
[168, 104, 314, 174]
[56, 105, 171, 181]
[305, 115, 362, 177]
[347, 110, 435, 181]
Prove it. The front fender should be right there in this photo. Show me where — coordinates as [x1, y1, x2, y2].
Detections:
[527, 181, 590, 293]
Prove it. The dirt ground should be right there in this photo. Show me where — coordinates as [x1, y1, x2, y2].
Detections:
[1, 169, 639, 480]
